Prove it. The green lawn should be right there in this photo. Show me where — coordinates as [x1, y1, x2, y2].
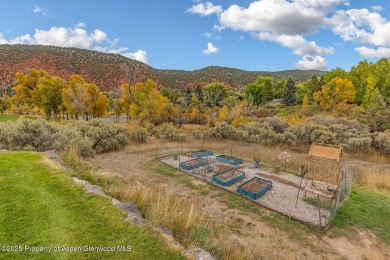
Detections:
[0, 114, 19, 122]
[0, 152, 183, 260]
[0, 114, 38, 122]
[332, 186, 390, 243]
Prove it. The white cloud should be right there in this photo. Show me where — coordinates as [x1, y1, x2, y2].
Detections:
[213, 24, 225, 32]
[31, 27, 107, 49]
[122, 50, 149, 64]
[76, 22, 86, 28]
[218, 0, 344, 35]
[187, 2, 222, 16]
[202, 31, 222, 40]
[208, 1, 341, 61]
[295, 55, 328, 70]
[326, 8, 390, 47]
[0, 25, 148, 64]
[202, 32, 212, 38]
[32, 5, 51, 16]
[202, 42, 218, 55]
[371, 5, 384, 12]
[257, 32, 333, 55]
[0, 33, 6, 44]
[355, 46, 390, 58]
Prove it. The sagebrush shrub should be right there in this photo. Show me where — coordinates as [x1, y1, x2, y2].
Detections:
[263, 117, 290, 133]
[157, 123, 186, 141]
[72, 121, 129, 154]
[144, 123, 156, 136]
[0, 118, 129, 157]
[208, 121, 245, 140]
[54, 126, 95, 157]
[372, 130, 390, 155]
[286, 123, 318, 145]
[346, 137, 372, 152]
[310, 129, 336, 144]
[129, 127, 148, 143]
[0, 118, 57, 151]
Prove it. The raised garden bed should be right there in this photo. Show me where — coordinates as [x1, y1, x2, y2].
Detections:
[179, 158, 207, 170]
[213, 164, 233, 174]
[216, 155, 243, 166]
[237, 177, 272, 200]
[212, 169, 245, 186]
[191, 150, 214, 158]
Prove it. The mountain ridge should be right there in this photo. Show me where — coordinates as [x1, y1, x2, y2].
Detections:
[0, 44, 325, 91]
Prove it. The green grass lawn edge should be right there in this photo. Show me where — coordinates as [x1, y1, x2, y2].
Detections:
[0, 152, 183, 260]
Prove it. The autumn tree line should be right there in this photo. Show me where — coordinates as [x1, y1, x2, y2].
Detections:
[2, 69, 107, 120]
[0, 58, 389, 133]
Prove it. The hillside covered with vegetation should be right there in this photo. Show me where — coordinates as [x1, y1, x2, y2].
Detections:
[0, 44, 324, 91]
[0, 54, 389, 156]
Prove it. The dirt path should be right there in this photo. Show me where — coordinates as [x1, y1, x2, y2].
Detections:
[89, 148, 390, 259]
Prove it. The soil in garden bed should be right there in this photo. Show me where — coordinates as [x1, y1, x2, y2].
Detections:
[241, 179, 269, 193]
[185, 158, 205, 166]
[216, 170, 242, 181]
[214, 164, 234, 174]
[218, 155, 242, 163]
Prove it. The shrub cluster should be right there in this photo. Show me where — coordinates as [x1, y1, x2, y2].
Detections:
[193, 121, 287, 145]
[0, 118, 129, 157]
[54, 121, 129, 157]
[54, 125, 95, 157]
[129, 127, 148, 143]
[286, 116, 372, 152]
[372, 130, 390, 155]
[0, 118, 58, 151]
[194, 116, 388, 154]
[157, 123, 186, 141]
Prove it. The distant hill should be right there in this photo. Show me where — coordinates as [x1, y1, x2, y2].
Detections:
[0, 44, 325, 92]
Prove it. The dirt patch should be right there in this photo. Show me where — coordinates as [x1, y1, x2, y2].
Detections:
[256, 172, 301, 189]
[323, 229, 390, 260]
[216, 170, 242, 181]
[240, 178, 269, 193]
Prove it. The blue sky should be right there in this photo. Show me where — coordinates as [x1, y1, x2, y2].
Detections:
[1, 0, 390, 71]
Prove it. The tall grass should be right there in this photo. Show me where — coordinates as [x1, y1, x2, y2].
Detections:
[353, 167, 390, 191]
[60, 147, 121, 190]
[117, 183, 202, 241]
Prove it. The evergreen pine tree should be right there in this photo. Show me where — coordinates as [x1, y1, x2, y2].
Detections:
[281, 78, 296, 106]
[307, 75, 320, 100]
[261, 78, 274, 103]
[184, 88, 192, 107]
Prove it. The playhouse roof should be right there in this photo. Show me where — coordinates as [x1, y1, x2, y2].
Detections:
[308, 143, 343, 162]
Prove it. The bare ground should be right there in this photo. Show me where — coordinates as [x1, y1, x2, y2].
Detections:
[88, 146, 390, 259]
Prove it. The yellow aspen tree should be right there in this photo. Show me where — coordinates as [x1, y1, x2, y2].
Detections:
[302, 94, 309, 110]
[13, 68, 50, 104]
[217, 105, 228, 122]
[313, 77, 355, 112]
[120, 83, 132, 121]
